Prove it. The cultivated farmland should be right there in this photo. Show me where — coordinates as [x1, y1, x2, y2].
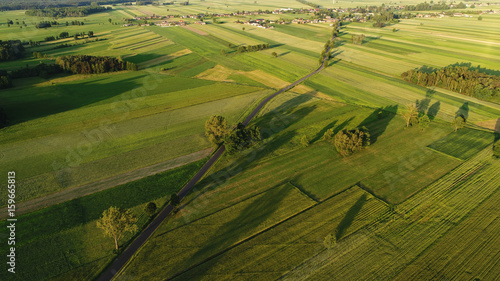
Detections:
[0, 1, 499, 280]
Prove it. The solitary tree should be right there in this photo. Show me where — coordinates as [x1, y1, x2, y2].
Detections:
[418, 114, 430, 131]
[144, 202, 157, 217]
[452, 115, 466, 132]
[272, 52, 278, 58]
[88, 31, 94, 37]
[221, 49, 226, 55]
[108, 18, 112, 24]
[402, 103, 418, 127]
[205, 115, 227, 147]
[97, 207, 138, 250]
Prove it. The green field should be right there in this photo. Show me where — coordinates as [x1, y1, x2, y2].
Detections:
[1, 2, 499, 281]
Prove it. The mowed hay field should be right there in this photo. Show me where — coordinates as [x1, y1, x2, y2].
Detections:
[1, 2, 500, 281]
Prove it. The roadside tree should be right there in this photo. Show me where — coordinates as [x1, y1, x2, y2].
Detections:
[97, 207, 138, 250]
[205, 115, 227, 147]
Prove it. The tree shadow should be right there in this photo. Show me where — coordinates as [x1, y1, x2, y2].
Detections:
[359, 105, 398, 144]
[426, 88, 436, 98]
[3, 74, 144, 126]
[449, 62, 500, 76]
[456, 102, 469, 120]
[417, 65, 438, 74]
[177, 183, 292, 279]
[416, 97, 431, 113]
[494, 118, 500, 142]
[310, 113, 356, 144]
[336, 193, 367, 240]
[188, 95, 317, 204]
[279, 51, 291, 57]
[427, 101, 441, 121]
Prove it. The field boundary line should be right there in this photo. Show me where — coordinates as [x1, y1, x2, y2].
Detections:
[0, 149, 212, 219]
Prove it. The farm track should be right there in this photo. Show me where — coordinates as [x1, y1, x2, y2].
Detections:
[0, 149, 212, 220]
[97, 40, 334, 281]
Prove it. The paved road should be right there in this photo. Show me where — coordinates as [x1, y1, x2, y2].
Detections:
[97, 45, 332, 281]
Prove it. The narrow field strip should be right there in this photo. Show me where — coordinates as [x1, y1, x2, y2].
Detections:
[137, 49, 192, 69]
[0, 149, 212, 219]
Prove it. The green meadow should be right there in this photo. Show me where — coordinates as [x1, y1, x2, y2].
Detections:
[0, 2, 499, 281]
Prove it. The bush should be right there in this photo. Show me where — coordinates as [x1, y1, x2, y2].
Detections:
[300, 135, 309, 147]
[324, 234, 336, 249]
[493, 142, 500, 158]
[334, 127, 370, 156]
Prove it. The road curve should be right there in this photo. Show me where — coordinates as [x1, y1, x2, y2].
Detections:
[97, 45, 332, 281]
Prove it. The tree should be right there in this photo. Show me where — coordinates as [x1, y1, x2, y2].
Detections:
[242, 27, 246, 31]
[96, 207, 138, 250]
[88, 31, 94, 37]
[272, 52, 278, 58]
[170, 193, 180, 212]
[418, 114, 430, 131]
[452, 115, 466, 132]
[220, 49, 226, 55]
[108, 18, 112, 24]
[224, 123, 261, 154]
[323, 234, 336, 249]
[144, 202, 157, 217]
[478, 16, 483, 21]
[323, 128, 335, 143]
[334, 127, 370, 156]
[205, 115, 227, 147]
[402, 103, 418, 127]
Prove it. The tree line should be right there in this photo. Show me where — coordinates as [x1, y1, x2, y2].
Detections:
[296, 0, 321, 9]
[55, 55, 138, 74]
[237, 43, 270, 53]
[0, 0, 130, 10]
[0, 55, 137, 90]
[25, 6, 111, 18]
[0, 40, 24, 61]
[401, 65, 500, 100]
[318, 22, 339, 66]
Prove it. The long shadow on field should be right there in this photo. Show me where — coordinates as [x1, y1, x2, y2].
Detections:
[495, 118, 500, 142]
[3, 74, 144, 126]
[184, 95, 316, 208]
[336, 194, 367, 240]
[310, 116, 354, 143]
[427, 101, 441, 121]
[173, 183, 292, 279]
[359, 105, 398, 144]
[456, 102, 469, 120]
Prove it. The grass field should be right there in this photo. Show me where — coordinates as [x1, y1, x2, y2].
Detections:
[0, 160, 205, 281]
[428, 127, 496, 160]
[1, 3, 499, 281]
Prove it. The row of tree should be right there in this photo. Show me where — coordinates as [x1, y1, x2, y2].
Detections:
[296, 0, 321, 9]
[55, 55, 138, 74]
[318, 22, 339, 65]
[401, 65, 500, 100]
[25, 6, 111, 18]
[0, 40, 24, 61]
[236, 44, 271, 53]
[205, 115, 261, 154]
